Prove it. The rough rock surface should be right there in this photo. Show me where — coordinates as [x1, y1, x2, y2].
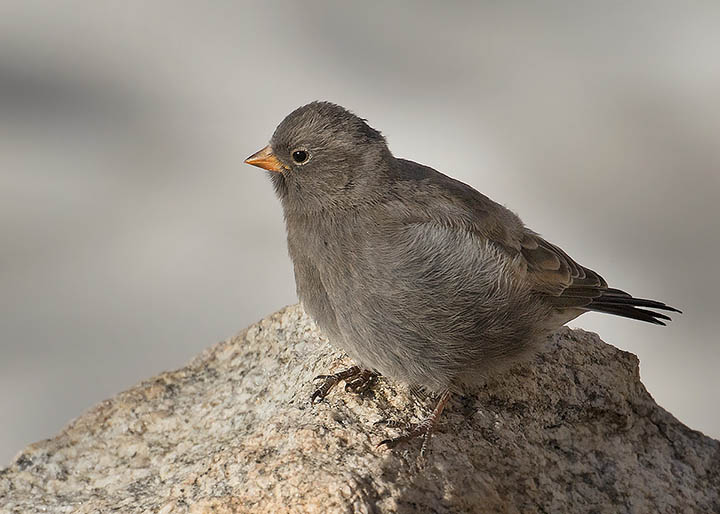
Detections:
[1, 304, 718, 513]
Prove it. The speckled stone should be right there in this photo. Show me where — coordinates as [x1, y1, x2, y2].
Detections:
[1, 304, 718, 513]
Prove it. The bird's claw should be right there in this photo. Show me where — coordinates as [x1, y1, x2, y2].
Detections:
[310, 386, 331, 404]
[376, 420, 435, 456]
[311, 366, 376, 403]
[376, 390, 452, 457]
[344, 370, 378, 394]
[373, 418, 405, 428]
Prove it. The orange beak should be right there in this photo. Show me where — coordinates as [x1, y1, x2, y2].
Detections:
[244, 145, 286, 172]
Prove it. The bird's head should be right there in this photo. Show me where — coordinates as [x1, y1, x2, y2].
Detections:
[245, 101, 392, 209]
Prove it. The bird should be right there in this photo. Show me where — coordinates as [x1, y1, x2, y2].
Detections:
[244, 101, 679, 454]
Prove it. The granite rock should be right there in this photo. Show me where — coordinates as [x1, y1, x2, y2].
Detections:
[1, 304, 718, 513]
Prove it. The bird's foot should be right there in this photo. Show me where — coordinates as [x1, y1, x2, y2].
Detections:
[377, 420, 436, 456]
[344, 369, 379, 394]
[311, 366, 377, 403]
[377, 390, 452, 456]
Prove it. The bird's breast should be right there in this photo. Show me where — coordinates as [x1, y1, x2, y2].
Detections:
[284, 214, 356, 337]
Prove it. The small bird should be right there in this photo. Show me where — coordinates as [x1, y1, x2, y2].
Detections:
[245, 101, 679, 454]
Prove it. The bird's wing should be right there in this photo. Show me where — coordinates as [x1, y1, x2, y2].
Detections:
[385, 159, 604, 308]
[514, 230, 680, 322]
[375, 198, 676, 324]
[515, 230, 608, 307]
[380, 159, 677, 323]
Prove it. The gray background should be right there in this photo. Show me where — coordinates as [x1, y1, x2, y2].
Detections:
[1, 1, 718, 465]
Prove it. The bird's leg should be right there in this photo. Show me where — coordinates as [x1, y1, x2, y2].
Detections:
[311, 365, 377, 403]
[377, 390, 452, 456]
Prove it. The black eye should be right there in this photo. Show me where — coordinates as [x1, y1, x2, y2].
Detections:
[292, 149, 309, 164]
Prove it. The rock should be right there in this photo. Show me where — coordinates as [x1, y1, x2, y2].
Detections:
[1, 304, 718, 513]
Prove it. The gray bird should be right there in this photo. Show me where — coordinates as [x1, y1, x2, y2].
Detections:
[245, 101, 679, 453]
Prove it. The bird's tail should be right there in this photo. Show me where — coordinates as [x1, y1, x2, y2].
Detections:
[586, 288, 681, 326]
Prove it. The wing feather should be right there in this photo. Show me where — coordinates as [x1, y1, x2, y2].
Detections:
[513, 231, 679, 322]
[518, 231, 606, 304]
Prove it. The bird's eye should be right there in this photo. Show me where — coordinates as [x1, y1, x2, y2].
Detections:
[291, 149, 309, 164]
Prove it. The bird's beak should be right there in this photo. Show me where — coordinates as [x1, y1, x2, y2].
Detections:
[244, 145, 286, 173]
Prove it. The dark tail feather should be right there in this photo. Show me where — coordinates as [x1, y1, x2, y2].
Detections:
[587, 291, 681, 326]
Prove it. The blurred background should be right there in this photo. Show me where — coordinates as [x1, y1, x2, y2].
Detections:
[1, 1, 719, 464]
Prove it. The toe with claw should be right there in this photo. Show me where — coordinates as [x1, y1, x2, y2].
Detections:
[376, 390, 452, 456]
[311, 365, 377, 403]
[344, 369, 379, 394]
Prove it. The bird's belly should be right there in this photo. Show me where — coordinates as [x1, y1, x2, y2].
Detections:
[319, 276, 549, 391]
